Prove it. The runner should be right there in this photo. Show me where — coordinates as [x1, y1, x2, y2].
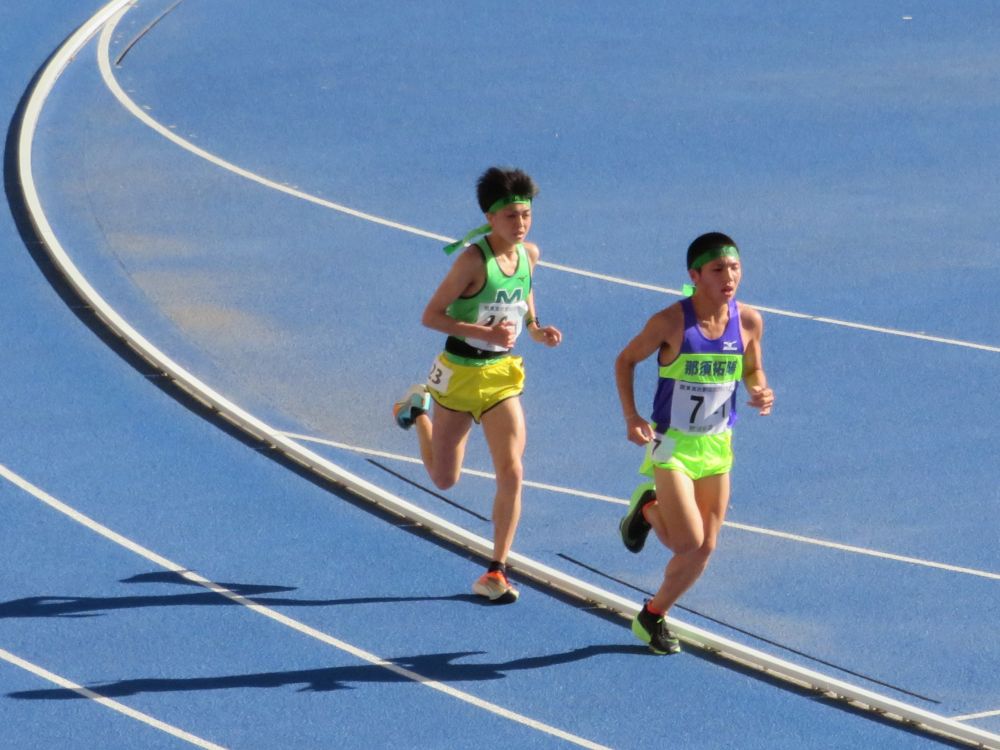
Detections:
[615, 232, 774, 652]
[393, 166, 562, 603]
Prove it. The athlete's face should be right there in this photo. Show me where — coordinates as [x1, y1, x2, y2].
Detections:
[487, 204, 532, 245]
[691, 257, 741, 301]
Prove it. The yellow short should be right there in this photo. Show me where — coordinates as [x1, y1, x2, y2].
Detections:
[426, 353, 524, 423]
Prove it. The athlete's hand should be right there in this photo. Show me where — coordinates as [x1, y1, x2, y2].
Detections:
[747, 385, 774, 416]
[529, 324, 562, 347]
[483, 320, 517, 349]
[625, 413, 654, 446]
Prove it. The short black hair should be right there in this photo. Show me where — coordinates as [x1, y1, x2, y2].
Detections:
[687, 232, 738, 270]
[476, 167, 539, 213]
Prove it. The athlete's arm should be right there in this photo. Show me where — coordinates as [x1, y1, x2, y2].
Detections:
[421, 246, 514, 349]
[739, 303, 774, 416]
[615, 305, 683, 445]
[522, 243, 562, 348]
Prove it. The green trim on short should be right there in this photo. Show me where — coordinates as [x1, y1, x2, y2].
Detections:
[640, 428, 733, 481]
[442, 350, 503, 367]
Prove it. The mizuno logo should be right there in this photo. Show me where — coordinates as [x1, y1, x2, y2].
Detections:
[722, 341, 738, 351]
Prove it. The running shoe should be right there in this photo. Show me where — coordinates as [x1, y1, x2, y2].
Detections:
[392, 384, 431, 429]
[472, 569, 519, 604]
[619, 482, 656, 553]
[632, 604, 681, 655]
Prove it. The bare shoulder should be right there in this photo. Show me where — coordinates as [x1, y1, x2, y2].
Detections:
[438, 243, 486, 293]
[738, 302, 762, 325]
[523, 241, 541, 265]
[738, 301, 764, 339]
[619, 301, 683, 363]
[453, 243, 485, 272]
[647, 300, 685, 337]
[459, 243, 485, 263]
[659, 300, 685, 324]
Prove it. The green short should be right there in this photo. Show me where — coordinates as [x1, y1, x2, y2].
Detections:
[640, 428, 734, 481]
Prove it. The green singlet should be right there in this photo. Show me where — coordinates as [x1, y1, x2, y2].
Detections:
[444, 238, 531, 365]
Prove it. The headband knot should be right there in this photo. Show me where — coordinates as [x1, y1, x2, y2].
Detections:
[443, 195, 533, 254]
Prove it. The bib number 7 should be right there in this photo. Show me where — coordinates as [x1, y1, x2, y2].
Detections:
[669, 381, 735, 434]
[688, 395, 728, 424]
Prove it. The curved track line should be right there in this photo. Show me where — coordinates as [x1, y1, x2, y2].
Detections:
[94, 23, 999, 355]
[723, 520, 1000, 581]
[279, 431, 623, 504]
[0, 462, 609, 750]
[13, 3, 997, 748]
[280, 431, 1000, 582]
[955, 709, 1000, 722]
[0, 646, 226, 749]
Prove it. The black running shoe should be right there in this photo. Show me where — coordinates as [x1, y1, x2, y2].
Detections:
[632, 603, 681, 655]
[619, 482, 656, 553]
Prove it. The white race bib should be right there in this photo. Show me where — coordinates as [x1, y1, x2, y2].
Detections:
[464, 301, 528, 352]
[426, 356, 453, 393]
[669, 381, 736, 434]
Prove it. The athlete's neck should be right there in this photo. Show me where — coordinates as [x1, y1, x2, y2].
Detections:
[484, 234, 519, 258]
[690, 293, 730, 325]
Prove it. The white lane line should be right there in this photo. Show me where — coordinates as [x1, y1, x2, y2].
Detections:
[0, 462, 609, 750]
[93, 22, 999, 356]
[0, 647, 226, 750]
[953, 708, 1000, 721]
[281, 431, 1000, 583]
[96, 19, 450, 245]
[722, 521, 1000, 581]
[114, 0, 185, 66]
[280, 431, 621, 504]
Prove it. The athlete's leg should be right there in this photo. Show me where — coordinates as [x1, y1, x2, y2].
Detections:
[479, 397, 526, 563]
[643, 500, 670, 549]
[414, 403, 474, 490]
[647, 470, 730, 614]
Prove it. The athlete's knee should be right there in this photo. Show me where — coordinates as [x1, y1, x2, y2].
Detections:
[427, 465, 460, 490]
[432, 475, 458, 491]
[493, 457, 523, 490]
[692, 543, 715, 568]
[683, 537, 719, 571]
[697, 523, 724, 557]
[668, 527, 706, 556]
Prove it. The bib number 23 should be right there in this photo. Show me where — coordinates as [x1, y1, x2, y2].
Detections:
[426, 357, 453, 392]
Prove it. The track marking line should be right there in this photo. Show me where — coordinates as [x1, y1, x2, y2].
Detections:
[93, 21, 999, 355]
[279, 431, 619, 504]
[953, 708, 1000, 722]
[114, 0, 185, 65]
[721, 520, 1000, 581]
[280, 431, 1000, 582]
[0, 647, 226, 749]
[0, 462, 609, 750]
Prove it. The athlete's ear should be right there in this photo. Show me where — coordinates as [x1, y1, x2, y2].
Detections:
[688, 268, 700, 284]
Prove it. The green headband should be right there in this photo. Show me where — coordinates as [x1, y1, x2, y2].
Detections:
[487, 194, 532, 213]
[443, 195, 533, 255]
[688, 244, 739, 270]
